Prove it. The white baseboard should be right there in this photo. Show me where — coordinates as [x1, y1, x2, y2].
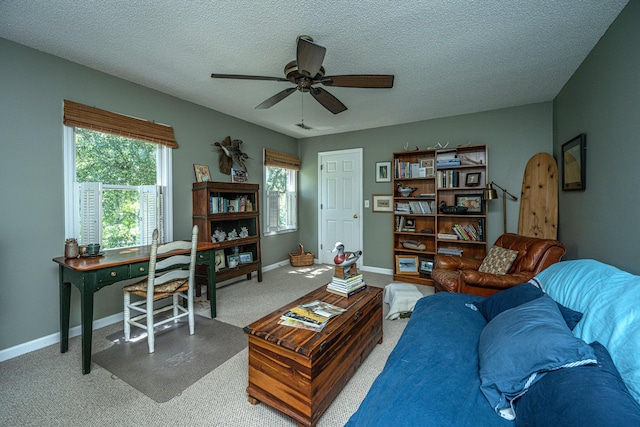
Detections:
[0, 312, 123, 363]
[1, 260, 391, 362]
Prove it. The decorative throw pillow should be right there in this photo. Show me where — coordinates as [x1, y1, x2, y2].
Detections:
[474, 282, 584, 330]
[478, 295, 597, 420]
[515, 341, 640, 426]
[478, 246, 518, 274]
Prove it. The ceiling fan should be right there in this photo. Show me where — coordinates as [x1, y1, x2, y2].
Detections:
[211, 35, 394, 115]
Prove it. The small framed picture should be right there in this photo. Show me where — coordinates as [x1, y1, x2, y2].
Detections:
[455, 194, 484, 214]
[465, 172, 481, 187]
[231, 168, 248, 183]
[214, 250, 226, 271]
[419, 158, 435, 177]
[419, 258, 434, 275]
[372, 194, 393, 212]
[396, 255, 419, 275]
[194, 164, 211, 182]
[239, 252, 253, 263]
[562, 133, 586, 191]
[227, 254, 239, 268]
[375, 161, 391, 182]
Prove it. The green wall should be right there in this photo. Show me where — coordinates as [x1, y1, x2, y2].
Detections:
[298, 102, 553, 269]
[553, 1, 640, 274]
[0, 38, 298, 351]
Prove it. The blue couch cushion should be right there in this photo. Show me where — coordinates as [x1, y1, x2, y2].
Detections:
[535, 259, 640, 403]
[479, 295, 597, 420]
[515, 341, 640, 426]
[473, 282, 583, 330]
[346, 292, 513, 427]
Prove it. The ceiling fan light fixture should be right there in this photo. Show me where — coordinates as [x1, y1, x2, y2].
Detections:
[211, 35, 394, 115]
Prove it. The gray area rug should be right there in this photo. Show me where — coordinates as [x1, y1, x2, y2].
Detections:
[93, 315, 246, 403]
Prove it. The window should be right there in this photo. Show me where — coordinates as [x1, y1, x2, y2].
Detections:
[263, 149, 300, 235]
[63, 100, 175, 249]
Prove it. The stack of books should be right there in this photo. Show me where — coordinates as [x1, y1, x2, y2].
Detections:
[326, 273, 366, 297]
[437, 247, 463, 256]
[278, 300, 345, 332]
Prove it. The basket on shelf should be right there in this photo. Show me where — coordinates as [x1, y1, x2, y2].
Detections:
[289, 244, 314, 267]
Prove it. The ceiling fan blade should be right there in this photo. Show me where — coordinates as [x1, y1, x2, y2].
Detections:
[310, 87, 347, 114]
[211, 73, 288, 82]
[297, 37, 326, 78]
[321, 74, 394, 88]
[255, 87, 296, 109]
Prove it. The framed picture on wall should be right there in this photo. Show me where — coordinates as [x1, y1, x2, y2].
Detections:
[372, 194, 393, 212]
[562, 133, 586, 191]
[375, 161, 392, 182]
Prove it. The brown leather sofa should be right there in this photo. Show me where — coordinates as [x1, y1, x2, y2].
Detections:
[431, 233, 566, 297]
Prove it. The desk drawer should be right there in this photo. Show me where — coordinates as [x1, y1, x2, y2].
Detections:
[96, 265, 129, 284]
[196, 250, 211, 262]
[130, 261, 150, 278]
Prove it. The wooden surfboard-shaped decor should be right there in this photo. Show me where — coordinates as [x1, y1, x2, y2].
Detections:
[518, 152, 558, 239]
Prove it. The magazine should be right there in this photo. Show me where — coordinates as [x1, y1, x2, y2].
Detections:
[279, 300, 346, 331]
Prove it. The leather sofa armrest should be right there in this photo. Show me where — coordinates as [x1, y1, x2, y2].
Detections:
[434, 255, 483, 271]
[459, 270, 535, 289]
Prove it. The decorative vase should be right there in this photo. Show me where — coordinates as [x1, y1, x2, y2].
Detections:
[65, 242, 79, 258]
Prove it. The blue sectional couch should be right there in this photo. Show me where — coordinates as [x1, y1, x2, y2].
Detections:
[346, 260, 640, 426]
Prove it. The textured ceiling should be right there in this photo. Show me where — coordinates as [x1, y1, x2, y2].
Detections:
[0, 1, 628, 139]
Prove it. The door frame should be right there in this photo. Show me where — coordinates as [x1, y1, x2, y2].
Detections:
[317, 148, 364, 266]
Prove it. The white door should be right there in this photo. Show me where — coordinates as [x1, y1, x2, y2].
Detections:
[318, 149, 363, 266]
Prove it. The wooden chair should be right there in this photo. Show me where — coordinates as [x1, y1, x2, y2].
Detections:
[123, 225, 198, 353]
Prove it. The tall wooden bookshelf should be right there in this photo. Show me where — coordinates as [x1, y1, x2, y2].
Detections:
[192, 181, 262, 286]
[392, 144, 488, 285]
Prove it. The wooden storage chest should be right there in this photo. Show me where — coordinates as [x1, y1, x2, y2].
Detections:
[243, 285, 383, 427]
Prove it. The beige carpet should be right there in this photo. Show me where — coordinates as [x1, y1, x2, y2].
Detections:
[0, 264, 434, 426]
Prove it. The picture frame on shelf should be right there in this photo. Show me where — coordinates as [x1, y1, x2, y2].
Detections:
[419, 258, 434, 275]
[231, 168, 248, 183]
[375, 161, 391, 182]
[372, 194, 393, 212]
[419, 158, 435, 177]
[455, 194, 484, 214]
[395, 255, 419, 275]
[194, 164, 211, 182]
[465, 172, 481, 187]
[227, 254, 240, 268]
[214, 250, 226, 271]
[562, 133, 586, 191]
[239, 252, 253, 264]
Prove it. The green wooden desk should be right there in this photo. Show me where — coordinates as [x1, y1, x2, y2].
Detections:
[53, 241, 219, 374]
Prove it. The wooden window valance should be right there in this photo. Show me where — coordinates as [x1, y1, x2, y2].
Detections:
[263, 148, 300, 171]
[63, 100, 178, 148]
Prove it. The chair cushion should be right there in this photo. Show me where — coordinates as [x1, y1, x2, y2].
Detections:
[515, 341, 640, 426]
[478, 246, 518, 274]
[478, 295, 597, 420]
[473, 282, 583, 330]
[124, 278, 188, 294]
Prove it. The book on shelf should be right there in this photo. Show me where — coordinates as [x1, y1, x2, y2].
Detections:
[394, 202, 411, 214]
[278, 300, 346, 332]
[326, 284, 367, 298]
[437, 247, 463, 256]
[437, 233, 459, 240]
[452, 223, 481, 241]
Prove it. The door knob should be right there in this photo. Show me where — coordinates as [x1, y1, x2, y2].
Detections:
[353, 214, 359, 218]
